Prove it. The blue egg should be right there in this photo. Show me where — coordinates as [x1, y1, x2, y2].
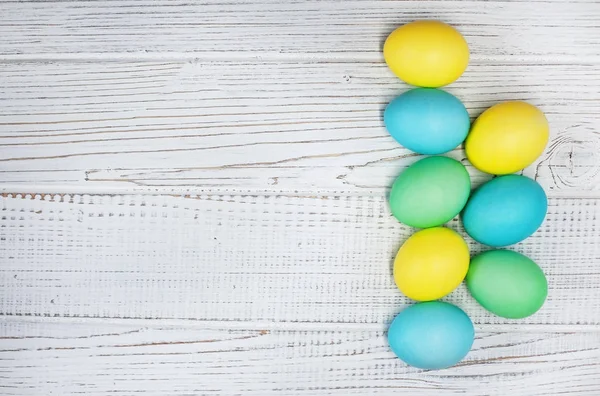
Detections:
[384, 88, 470, 155]
[462, 175, 547, 247]
[387, 301, 474, 370]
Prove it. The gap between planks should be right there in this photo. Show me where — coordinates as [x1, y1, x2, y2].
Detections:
[2, 52, 600, 64]
[2, 188, 600, 200]
[1, 315, 599, 333]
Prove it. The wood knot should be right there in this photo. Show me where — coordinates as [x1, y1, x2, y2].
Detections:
[535, 124, 600, 191]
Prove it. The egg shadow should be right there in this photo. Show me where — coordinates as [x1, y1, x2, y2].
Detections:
[385, 171, 415, 280]
[385, 154, 450, 280]
[388, 227, 417, 279]
[379, 26, 393, 54]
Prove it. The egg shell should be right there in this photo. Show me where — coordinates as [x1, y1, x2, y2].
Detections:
[466, 250, 548, 319]
[462, 175, 547, 247]
[384, 88, 470, 155]
[465, 101, 549, 175]
[394, 227, 469, 301]
[383, 20, 469, 87]
[389, 156, 470, 228]
[387, 301, 474, 369]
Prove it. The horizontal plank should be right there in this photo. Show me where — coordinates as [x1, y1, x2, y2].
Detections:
[1, 1, 599, 61]
[1, 193, 599, 326]
[1, 61, 599, 195]
[0, 319, 599, 395]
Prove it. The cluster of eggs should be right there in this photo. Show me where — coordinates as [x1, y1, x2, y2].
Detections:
[382, 20, 550, 370]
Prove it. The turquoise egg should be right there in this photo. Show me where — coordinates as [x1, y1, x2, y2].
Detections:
[462, 175, 547, 247]
[384, 88, 470, 155]
[389, 156, 470, 228]
[388, 301, 474, 370]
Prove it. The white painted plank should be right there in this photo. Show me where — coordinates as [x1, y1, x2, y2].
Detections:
[1, 61, 599, 195]
[0, 319, 599, 395]
[1, 1, 599, 61]
[1, 194, 599, 326]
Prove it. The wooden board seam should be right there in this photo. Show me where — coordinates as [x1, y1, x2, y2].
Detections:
[2, 316, 599, 333]
[2, 53, 600, 63]
[2, 189, 600, 199]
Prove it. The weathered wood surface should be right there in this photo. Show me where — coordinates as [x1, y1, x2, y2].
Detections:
[1, 0, 599, 61]
[2, 194, 599, 326]
[0, 319, 599, 396]
[2, 0, 600, 393]
[1, 61, 599, 194]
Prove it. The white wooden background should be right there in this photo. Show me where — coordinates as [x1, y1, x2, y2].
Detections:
[1, 1, 600, 395]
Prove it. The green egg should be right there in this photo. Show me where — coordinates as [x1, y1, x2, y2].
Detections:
[389, 156, 470, 228]
[466, 250, 548, 319]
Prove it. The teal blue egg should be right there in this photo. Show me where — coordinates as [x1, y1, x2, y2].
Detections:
[384, 88, 470, 155]
[387, 301, 474, 370]
[462, 175, 547, 247]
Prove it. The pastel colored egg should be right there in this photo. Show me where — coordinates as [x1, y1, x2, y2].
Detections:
[384, 20, 469, 87]
[465, 101, 549, 175]
[394, 227, 469, 301]
[389, 156, 470, 228]
[384, 88, 470, 155]
[462, 175, 547, 247]
[388, 301, 474, 369]
[466, 250, 548, 319]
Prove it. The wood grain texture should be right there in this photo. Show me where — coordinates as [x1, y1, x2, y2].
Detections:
[2, 193, 599, 326]
[2, 0, 600, 393]
[1, 61, 599, 195]
[1, 319, 599, 395]
[1, 0, 599, 61]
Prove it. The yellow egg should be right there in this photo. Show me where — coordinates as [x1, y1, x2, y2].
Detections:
[465, 101, 549, 175]
[394, 227, 469, 301]
[383, 20, 469, 87]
